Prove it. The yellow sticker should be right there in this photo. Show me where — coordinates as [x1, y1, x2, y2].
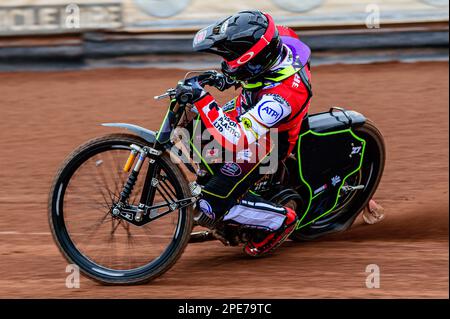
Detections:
[242, 117, 252, 130]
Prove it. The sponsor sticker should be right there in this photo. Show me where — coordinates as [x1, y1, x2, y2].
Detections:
[241, 116, 259, 140]
[205, 147, 220, 158]
[213, 116, 241, 139]
[220, 162, 242, 177]
[331, 175, 341, 187]
[242, 117, 253, 130]
[222, 99, 236, 112]
[194, 28, 207, 46]
[257, 101, 284, 125]
[237, 149, 253, 162]
[313, 184, 328, 195]
[204, 102, 220, 122]
[237, 52, 255, 65]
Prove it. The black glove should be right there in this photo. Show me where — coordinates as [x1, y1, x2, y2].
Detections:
[209, 72, 239, 91]
[175, 81, 205, 104]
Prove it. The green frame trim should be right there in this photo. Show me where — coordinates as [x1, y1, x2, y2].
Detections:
[189, 116, 214, 176]
[156, 99, 176, 143]
[295, 129, 366, 230]
[248, 190, 261, 196]
[155, 109, 170, 142]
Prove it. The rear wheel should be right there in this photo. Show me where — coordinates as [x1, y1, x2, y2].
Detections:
[48, 133, 193, 284]
[291, 119, 386, 241]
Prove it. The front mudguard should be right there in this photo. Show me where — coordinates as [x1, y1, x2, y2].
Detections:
[102, 123, 157, 144]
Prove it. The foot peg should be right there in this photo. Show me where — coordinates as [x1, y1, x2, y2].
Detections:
[342, 184, 365, 193]
[189, 231, 215, 243]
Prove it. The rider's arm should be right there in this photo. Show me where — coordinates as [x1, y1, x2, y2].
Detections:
[194, 93, 292, 150]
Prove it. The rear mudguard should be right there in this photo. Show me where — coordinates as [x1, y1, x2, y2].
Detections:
[102, 123, 157, 144]
[306, 107, 366, 133]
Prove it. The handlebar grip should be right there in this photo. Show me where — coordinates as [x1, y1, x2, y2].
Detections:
[180, 94, 190, 104]
[154, 92, 170, 100]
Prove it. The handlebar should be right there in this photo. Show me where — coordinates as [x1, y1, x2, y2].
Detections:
[154, 88, 176, 100]
[153, 70, 219, 102]
[154, 92, 170, 100]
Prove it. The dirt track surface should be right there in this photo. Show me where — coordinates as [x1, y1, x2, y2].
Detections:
[0, 62, 448, 298]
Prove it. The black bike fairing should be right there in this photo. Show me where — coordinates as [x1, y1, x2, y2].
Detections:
[296, 128, 366, 229]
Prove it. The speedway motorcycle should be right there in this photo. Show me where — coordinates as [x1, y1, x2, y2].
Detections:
[49, 71, 385, 285]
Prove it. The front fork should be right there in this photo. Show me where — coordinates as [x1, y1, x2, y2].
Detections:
[112, 144, 200, 226]
[111, 144, 160, 221]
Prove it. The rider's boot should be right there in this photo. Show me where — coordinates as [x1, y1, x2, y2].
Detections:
[243, 207, 298, 257]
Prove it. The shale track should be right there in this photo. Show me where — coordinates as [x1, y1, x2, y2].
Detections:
[0, 61, 448, 298]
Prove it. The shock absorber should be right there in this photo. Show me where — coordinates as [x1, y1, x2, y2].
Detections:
[119, 171, 139, 203]
[119, 145, 146, 203]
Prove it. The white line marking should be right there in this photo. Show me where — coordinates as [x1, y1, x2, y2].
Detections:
[0, 231, 173, 238]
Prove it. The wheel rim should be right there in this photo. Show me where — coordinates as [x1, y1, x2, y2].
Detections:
[52, 141, 187, 278]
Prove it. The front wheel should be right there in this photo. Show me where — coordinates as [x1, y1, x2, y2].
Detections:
[48, 133, 193, 284]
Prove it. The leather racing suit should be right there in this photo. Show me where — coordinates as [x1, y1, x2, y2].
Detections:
[193, 27, 312, 232]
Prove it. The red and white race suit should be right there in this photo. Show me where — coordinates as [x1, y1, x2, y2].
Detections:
[194, 29, 313, 231]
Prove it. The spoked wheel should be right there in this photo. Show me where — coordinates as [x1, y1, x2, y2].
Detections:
[291, 119, 386, 241]
[49, 133, 193, 284]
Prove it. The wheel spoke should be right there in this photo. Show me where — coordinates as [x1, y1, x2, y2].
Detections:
[55, 141, 185, 274]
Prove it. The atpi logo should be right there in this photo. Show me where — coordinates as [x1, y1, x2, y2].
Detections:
[257, 102, 284, 125]
[263, 106, 279, 117]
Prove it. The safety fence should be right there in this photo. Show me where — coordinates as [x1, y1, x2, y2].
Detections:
[0, 0, 448, 35]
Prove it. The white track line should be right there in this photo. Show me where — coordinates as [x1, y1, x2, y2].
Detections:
[0, 231, 48, 235]
[0, 231, 173, 238]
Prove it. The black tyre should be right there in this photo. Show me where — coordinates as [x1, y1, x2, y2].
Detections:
[291, 119, 386, 241]
[48, 133, 193, 284]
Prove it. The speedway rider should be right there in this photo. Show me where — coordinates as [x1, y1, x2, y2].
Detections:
[175, 10, 312, 256]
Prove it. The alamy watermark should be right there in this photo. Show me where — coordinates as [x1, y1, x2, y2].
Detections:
[65, 4, 80, 29]
[365, 4, 381, 29]
[168, 123, 280, 174]
[65, 264, 80, 289]
[365, 264, 380, 288]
